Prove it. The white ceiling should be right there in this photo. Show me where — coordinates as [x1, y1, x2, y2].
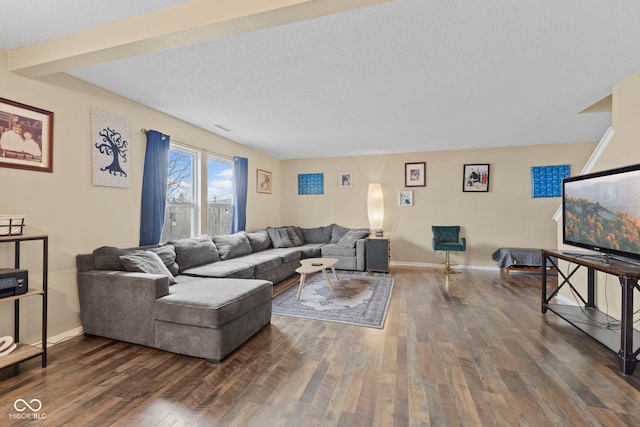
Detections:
[2, 0, 640, 160]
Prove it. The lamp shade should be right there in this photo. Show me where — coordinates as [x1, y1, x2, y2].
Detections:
[367, 183, 384, 231]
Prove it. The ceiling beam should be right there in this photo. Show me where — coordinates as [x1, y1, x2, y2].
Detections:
[8, 0, 391, 79]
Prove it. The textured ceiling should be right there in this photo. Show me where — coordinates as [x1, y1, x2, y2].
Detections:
[2, 0, 640, 160]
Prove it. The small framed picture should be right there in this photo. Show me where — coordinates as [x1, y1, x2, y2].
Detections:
[0, 97, 54, 173]
[405, 162, 426, 187]
[256, 169, 272, 194]
[339, 172, 353, 188]
[463, 164, 490, 192]
[399, 190, 413, 206]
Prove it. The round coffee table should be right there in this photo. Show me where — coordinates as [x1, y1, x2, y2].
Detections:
[295, 258, 339, 300]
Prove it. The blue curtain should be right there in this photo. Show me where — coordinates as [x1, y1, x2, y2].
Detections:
[139, 130, 170, 245]
[231, 156, 248, 233]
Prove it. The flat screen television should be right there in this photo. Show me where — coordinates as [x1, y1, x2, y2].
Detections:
[563, 163, 640, 261]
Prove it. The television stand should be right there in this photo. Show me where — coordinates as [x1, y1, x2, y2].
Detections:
[542, 249, 640, 375]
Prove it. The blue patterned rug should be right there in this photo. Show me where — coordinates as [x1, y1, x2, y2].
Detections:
[272, 273, 394, 329]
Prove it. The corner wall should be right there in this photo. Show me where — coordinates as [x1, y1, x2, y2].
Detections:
[557, 71, 640, 320]
[0, 49, 281, 343]
[281, 141, 596, 268]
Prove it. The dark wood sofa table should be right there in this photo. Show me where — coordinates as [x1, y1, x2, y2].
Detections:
[542, 249, 640, 375]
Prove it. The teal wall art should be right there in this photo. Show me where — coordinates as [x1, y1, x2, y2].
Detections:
[298, 173, 324, 195]
[531, 165, 570, 198]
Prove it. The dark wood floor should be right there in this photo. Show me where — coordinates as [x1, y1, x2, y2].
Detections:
[2, 267, 640, 426]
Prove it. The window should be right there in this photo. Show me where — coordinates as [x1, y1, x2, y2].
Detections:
[161, 145, 234, 240]
[161, 145, 200, 241]
[207, 156, 234, 236]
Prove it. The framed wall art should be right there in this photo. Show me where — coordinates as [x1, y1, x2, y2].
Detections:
[399, 190, 413, 206]
[405, 162, 426, 187]
[463, 164, 490, 192]
[531, 164, 570, 198]
[257, 169, 272, 194]
[298, 173, 324, 195]
[92, 108, 130, 188]
[0, 97, 53, 173]
[339, 172, 353, 188]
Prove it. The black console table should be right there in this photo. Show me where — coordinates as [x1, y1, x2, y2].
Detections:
[542, 249, 640, 375]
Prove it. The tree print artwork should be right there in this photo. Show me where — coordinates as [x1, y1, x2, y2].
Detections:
[96, 127, 128, 177]
[91, 108, 131, 188]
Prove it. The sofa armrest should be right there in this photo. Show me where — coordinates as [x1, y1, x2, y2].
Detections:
[355, 238, 367, 271]
[77, 270, 170, 347]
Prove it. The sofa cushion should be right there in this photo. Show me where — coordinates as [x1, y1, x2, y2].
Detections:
[91, 245, 179, 275]
[330, 224, 351, 243]
[246, 229, 271, 252]
[212, 231, 253, 260]
[170, 235, 219, 271]
[181, 260, 255, 279]
[119, 251, 176, 285]
[92, 246, 139, 270]
[232, 252, 283, 274]
[298, 243, 323, 258]
[337, 229, 370, 247]
[155, 277, 272, 329]
[266, 227, 293, 248]
[321, 243, 357, 258]
[268, 247, 302, 264]
[301, 224, 333, 243]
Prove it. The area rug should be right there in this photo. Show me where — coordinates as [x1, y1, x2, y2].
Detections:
[272, 273, 394, 329]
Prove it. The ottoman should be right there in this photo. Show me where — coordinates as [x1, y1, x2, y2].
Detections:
[153, 276, 272, 362]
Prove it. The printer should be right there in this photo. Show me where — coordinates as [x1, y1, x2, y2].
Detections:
[0, 269, 28, 298]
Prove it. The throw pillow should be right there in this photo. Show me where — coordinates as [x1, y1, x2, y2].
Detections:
[267, 227, 293, 248]
[92, 246, 138, 271]
[119, 251, 176, 285]
[169, 235, 219, 271]
[286, 227, 304, 247]
[337, 229, 370, 247]
[289, 226, 305, 245]
[212, 232, 253, 260]
[330, 224, 351, 243]
[150, 244, 180, 276]
[246, 229, 272, 252]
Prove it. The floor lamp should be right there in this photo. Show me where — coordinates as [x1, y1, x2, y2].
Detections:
[367, 183, 384, 237]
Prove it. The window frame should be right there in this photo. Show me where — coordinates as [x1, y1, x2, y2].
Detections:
[164, 144, 201, 239]
[206, 154, 234, 236]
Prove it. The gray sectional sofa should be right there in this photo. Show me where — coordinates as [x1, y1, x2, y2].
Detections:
[76, 224, 369, 362]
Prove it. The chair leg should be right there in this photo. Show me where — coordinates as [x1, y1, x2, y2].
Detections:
[438, 250, 461, 274]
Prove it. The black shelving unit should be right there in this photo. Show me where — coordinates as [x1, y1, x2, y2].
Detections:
[0, 234, 48, 369]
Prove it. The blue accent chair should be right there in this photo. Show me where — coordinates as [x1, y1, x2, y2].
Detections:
[432, 226, 466, 273]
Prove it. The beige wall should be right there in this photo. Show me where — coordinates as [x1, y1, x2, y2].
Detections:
[0, 49, 280, 343]
[557, 71, 640, 320]
[282, 141, 596, 268]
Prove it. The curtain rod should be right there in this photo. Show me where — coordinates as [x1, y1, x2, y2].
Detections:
[141, 128, 232, 160]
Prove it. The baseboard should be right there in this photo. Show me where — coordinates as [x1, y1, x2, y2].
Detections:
[32, 326, 84, 349]
[389, 261, 500, 271]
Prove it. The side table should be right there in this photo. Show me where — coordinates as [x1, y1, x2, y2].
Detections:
[366, 236, 390, 273]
